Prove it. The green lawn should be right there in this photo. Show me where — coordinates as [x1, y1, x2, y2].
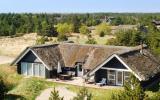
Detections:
[0, 64, 159, 100]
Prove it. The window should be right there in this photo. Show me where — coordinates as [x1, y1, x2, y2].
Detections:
[27, 63, 32, 75]
[108, 70, 116, 85]
[21, 62, 27, 75]
[124, 72, 130, 82]
[33, 63, 39, 76]
[39, 64, 45, 77]
[21, 62, 45, 77]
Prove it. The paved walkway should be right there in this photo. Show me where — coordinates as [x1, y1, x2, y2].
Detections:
[36, 86, 76, 100]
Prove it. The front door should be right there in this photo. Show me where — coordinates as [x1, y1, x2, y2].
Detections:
[77, 64, 83, 77]
[116, 71, 123, 86]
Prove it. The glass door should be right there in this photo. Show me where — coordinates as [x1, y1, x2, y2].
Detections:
[116, 71, 123, 86]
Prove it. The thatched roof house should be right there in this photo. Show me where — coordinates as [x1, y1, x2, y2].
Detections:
[12, 43, 160, 86]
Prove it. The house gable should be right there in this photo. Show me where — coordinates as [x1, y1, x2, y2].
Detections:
[19, 51, 40, 63]
[11, 48, 51, 70]
[102, 57, 127, 69]
[88, 54, 142, 81]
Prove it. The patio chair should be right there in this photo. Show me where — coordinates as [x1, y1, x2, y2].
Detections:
[96, 78, 106, 86]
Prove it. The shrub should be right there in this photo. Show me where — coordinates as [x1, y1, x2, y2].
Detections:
[99, 31, 105, 37]
[95, 22, 111, 36]
[36, 36, 46, 45]
[85, 38, 97, 44]
[0, 76, 7, 99]
[79, 25, 90, 35]
[49, 87, 63, 100]
[73, 87, 92, 100]
[57, 33, 68, 42]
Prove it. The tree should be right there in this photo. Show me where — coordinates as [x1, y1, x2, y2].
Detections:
[0, 76, 7, 99]
[95, 22, 111, 36]
[111, 75, 148, 100]
[49, 87, 63, 100]
[107, 29, 142, 46]
[73, 87, 92, 100]
[56, 23, 74, 36]
[79, 25, 90, 35]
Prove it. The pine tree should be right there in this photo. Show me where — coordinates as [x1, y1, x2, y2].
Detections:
[73, 87, 92, 100]
[49, 87, 63, 100]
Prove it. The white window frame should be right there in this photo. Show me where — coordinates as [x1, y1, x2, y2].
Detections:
[108, 70, 116, 81]
[27, 63, 33, 76]
[21, 62, 46, 78]
[116, 71, 123, 86]
[124, 71, 130, 81]
[21, 62, 27, 76]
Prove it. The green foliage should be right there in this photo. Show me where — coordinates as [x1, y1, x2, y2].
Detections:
[111, 75, 148, 100]
[85, 38, 97, 44]
[107, 29, 142, 46]
[99, 31, 105, 37]
[0, 76, 7, 99]
[56, 23, 74, 36]
[79, 25, 90, 35]
[95, 22, 111, 36]
[36, 36, 48, 45]
[49, 87, 63, 100]
[57, 33, 68, 41]
[9, 77, 46, 99]
[73, 87, 92, 100]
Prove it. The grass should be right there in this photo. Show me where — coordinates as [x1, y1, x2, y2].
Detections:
[8, 78, 47, 100]
[67, 85, 122, 100]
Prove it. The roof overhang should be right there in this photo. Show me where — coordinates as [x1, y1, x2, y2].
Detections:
[88, 54, 143, 81]
[11, 47, 51, 70]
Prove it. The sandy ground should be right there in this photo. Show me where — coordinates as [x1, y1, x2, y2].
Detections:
[36, 86, 76, 100]
[0, 56, 14, 64]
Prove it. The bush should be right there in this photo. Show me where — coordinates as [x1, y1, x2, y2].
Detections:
[49, 87, 63, 100]
[0, 76, 7, 99]
[99, 31, 105, 37]
[73, 87, 92, 100]
[95, 22, 111, 36]
[57, 33, 68, 42]
[79, 25, 90, 35]
[36, 36, 47, 45]
[85, 38, 97, 44]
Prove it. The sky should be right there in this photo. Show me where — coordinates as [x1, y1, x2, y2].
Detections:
[0, 0, 160, 13]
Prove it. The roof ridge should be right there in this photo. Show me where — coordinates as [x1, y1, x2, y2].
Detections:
[59, 43, 141, 49]
[29, 43, 59, 48]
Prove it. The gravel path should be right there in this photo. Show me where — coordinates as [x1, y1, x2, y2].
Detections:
[0, 56, 14, 64]
[36, 86, 76, 100]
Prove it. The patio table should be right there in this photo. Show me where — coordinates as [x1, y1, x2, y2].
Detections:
[59, 74, 71, 80]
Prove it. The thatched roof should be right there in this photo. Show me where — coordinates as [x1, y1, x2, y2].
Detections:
[12, 43, 160, 81]
[119, 49, 160, 80]
[59, 43, 140, 69]
[31, 44, 64, 70]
